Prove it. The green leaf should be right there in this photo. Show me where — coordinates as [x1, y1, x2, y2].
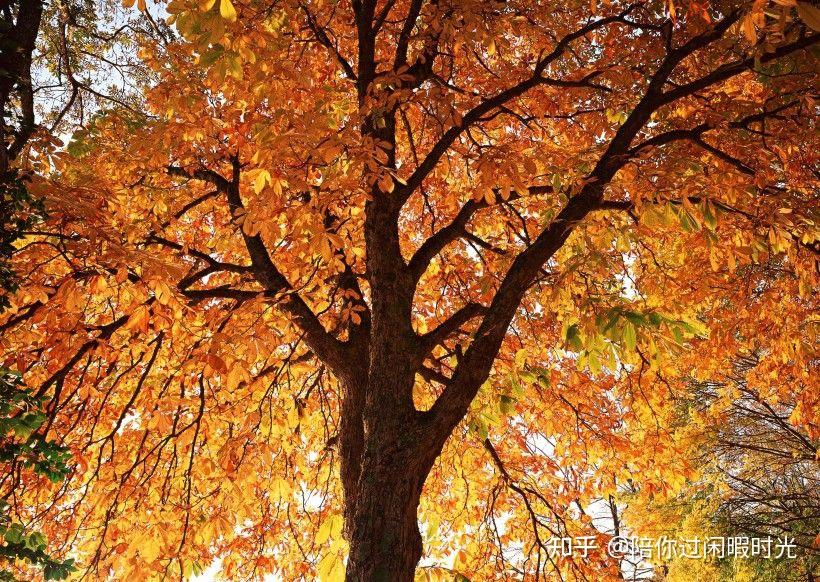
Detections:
[623, 311, 646, 326]
[701, 200, 717, 231]
[623, 321, 637, 351]
[564, 324, 583, 351]
[4, 523, 24, 544]
[499, 395, 516, 415]
[588, 350, 602, 374]
[468, 417, 488, 440]
[671, 325, 684, 345]
[198, 45, 225, 67]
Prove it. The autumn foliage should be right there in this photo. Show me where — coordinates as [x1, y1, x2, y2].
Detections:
[0, 0, 818, 580]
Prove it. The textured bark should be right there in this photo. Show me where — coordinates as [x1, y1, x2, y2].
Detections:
[344, 438, 428, 582]
[0, 0, 44, 172]
[340, 325, 429, 581]
[342, 394, 440, 582]
[338, 372, 367, 542]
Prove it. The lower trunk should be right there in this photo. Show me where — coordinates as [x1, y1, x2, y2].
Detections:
[344, 440, 433, 581]
[340, 332, 444, 581]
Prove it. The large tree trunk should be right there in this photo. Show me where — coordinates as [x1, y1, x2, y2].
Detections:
[344, 447, 428, 581]
[341, 373, 441, 582]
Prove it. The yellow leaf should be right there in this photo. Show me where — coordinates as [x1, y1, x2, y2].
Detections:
[316, 514, 342, 545]
[287, 404, 300, 429]
[89, 275, 107, 295]
[271, 478, 292, 500]
[253, 169, 271, 194]
[227, 364, 249, 390]
[271, 178, 285, 196]
[125, 305, 150, 334]
[318, 550, 345, 582]
[220, 0, 237, 22]
[140, 536, 161, 562]
[378, 174, 394, 193]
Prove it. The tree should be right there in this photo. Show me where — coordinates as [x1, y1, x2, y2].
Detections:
[0, 0, 43, 175]
[1, 0, 45, 306]
[0, 0, 818, 580]
[1, 1, 163, 578]
[628, 352, 819, 582]
[1, 0, 155, 307]
[706, 354, 818, 564]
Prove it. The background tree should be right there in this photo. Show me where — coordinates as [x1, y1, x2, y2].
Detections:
[627, 353, 819, 581]
[1, 0, 46, 307]
[1, 0, 162, 578]
[1, 0, 156, 306]
[0, 0, 817, 580]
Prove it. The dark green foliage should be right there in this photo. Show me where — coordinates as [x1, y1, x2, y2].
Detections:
[0, 369, 75, 580]
[0, 171, 45, 312]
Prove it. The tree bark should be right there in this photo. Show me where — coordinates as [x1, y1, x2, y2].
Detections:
[0, 0, 43, 172]
[344, 444, 428, 582]
[341, 373, 440, 582]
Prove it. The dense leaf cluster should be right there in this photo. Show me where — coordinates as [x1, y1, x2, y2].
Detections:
[0, 369, 74, 580]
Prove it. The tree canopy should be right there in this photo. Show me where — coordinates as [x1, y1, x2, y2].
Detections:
[0, 0, 817, 580]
